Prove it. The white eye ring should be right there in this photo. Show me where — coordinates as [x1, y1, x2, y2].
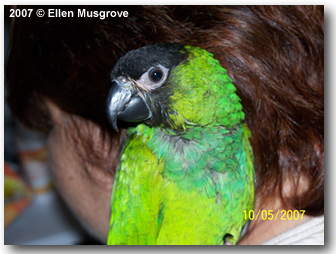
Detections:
[136, 64, 169, 92]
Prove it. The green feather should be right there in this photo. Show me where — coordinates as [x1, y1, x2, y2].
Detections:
[107, 45, 255, 245]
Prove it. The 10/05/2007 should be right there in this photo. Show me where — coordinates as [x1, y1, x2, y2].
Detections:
[244, 209, 306, 221]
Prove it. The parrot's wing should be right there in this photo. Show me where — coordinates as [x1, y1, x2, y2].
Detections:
[207, 124, 254, 244]
[108, 127, 166, 245]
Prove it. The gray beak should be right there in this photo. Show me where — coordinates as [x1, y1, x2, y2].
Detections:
[105, 80, 152, 132]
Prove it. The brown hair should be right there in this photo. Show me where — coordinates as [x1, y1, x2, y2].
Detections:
[6, 6, 324, 215]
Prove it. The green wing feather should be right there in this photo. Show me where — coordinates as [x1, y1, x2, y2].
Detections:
[108, 126, 165, 245]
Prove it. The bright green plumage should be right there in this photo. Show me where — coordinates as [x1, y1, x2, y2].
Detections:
[107, 45, 255, 245]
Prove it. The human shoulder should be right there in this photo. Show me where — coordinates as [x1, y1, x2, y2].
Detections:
[261, 215, 324, 245]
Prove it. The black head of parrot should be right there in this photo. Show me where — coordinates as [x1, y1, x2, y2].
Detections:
[106, 44, 187, 131]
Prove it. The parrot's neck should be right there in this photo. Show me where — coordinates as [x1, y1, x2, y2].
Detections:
[131, 123, 242, 186]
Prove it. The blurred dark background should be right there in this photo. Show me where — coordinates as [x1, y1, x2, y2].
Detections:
[4, 12, 102, 246]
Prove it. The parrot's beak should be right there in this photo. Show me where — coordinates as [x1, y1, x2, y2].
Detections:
[106, 79, 152, 132]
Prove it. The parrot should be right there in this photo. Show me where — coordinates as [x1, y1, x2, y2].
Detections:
[105, 44, 255, 245]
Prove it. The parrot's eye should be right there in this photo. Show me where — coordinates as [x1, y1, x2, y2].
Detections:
[136, 64, 169, 91]
[149, 68, 163, 82]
